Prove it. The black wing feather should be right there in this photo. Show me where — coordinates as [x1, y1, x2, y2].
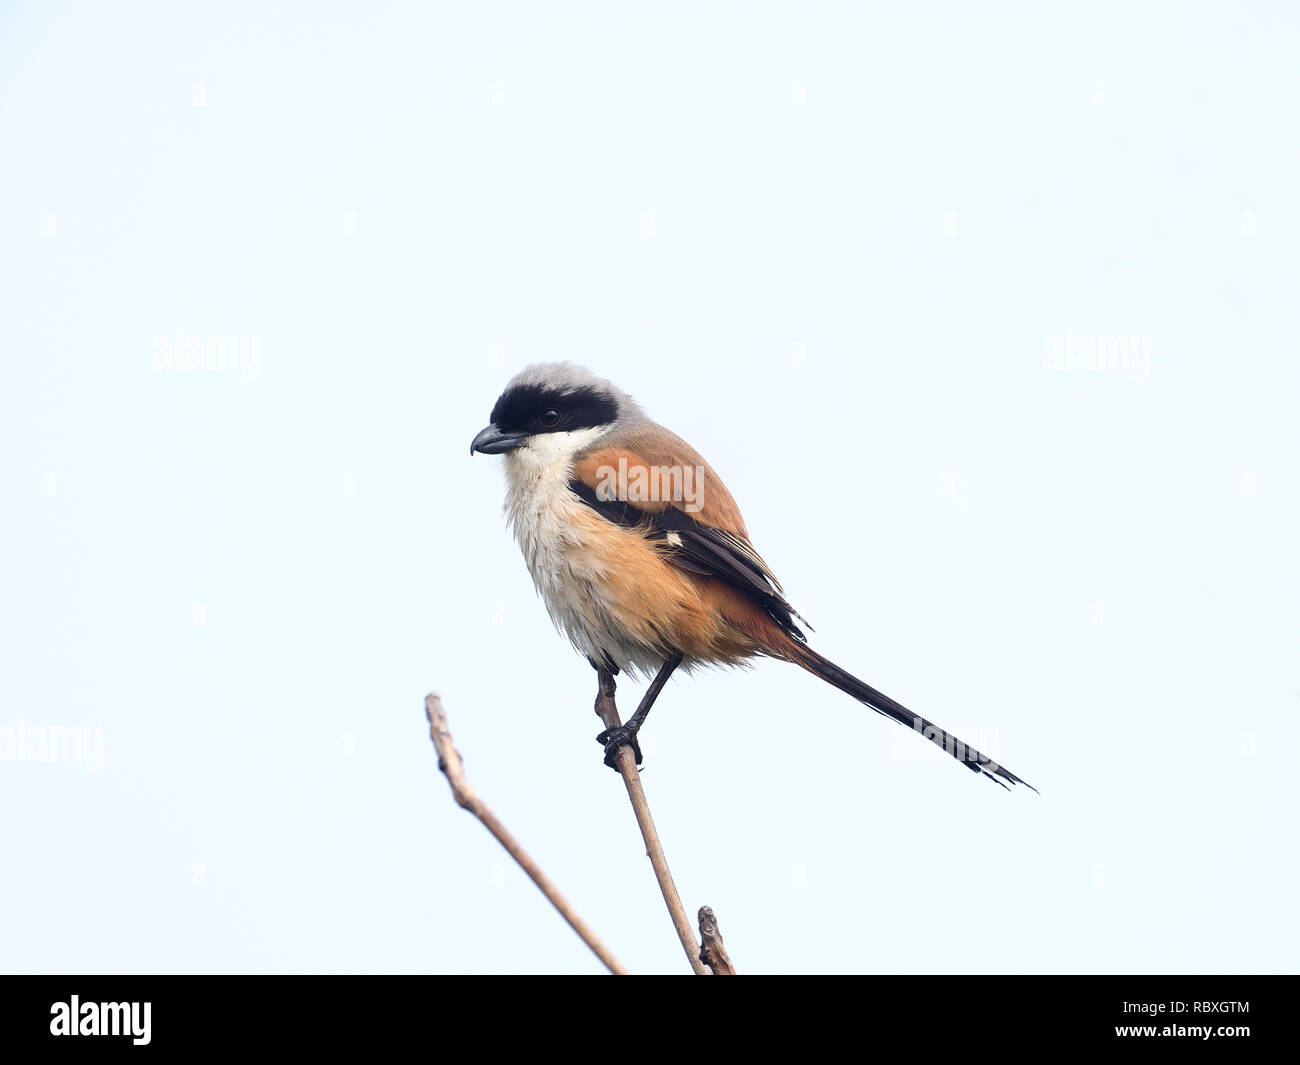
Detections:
[568, 479, 808, 643]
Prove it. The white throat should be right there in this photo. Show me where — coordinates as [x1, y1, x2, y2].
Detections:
[503, 426, 606, 482]
[497, 424, 657, 669]
[500, 424, 608, 558]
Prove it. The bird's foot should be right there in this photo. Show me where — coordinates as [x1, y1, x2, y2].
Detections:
[595, 724, 642, 771]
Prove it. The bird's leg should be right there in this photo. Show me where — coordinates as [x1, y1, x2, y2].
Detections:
[593, 662, 619, 722]
[595, 654, 682, 770]
[592, 660, 623, 757]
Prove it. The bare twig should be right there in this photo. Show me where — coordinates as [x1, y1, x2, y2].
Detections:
[595, 669, 710, 976]
[425, 692, 627, 975]
[697, 906, 736, 975]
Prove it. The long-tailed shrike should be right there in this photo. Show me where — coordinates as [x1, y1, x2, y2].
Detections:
[471, 362, 1033, 790]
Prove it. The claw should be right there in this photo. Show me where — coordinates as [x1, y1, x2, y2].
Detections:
[596, 725, 643, 770]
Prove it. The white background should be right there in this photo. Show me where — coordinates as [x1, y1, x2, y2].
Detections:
[2, 1, 1297, 974]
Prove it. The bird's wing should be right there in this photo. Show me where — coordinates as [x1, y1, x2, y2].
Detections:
[570, 433, 809, 643]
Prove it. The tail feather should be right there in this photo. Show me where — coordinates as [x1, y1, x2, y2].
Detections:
[789, 645, 1036, 792]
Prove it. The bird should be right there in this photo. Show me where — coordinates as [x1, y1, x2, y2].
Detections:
[470, 362, 1034, 790]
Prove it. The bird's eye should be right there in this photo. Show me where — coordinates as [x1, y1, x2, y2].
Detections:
[540, 409, 561, 427]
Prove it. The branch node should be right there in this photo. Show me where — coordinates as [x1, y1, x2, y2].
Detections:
[698, 906, 736, 975]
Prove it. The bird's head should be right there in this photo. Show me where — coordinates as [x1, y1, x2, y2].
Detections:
[470, 362, 641, 462]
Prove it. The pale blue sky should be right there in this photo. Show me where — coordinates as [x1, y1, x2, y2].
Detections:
[2, 1, 1297, 974]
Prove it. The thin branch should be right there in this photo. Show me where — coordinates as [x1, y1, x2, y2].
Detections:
[594, 669, 710, 976]
[697, 906, 736, 975]
[425, 692, 627, 975]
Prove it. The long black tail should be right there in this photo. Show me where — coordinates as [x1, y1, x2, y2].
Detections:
[790, 645, 1036, 791]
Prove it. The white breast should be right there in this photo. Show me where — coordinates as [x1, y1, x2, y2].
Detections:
[501, 429, 661, 674]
